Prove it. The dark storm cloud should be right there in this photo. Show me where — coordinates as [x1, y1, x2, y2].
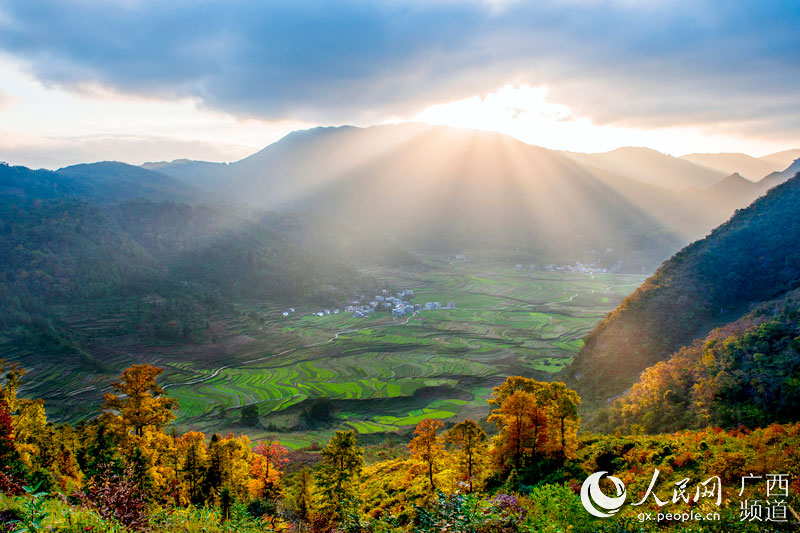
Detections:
[0, 0, 798, 132]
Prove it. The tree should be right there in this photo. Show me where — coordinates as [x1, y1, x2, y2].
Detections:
[206, 433, 224, 495]
[240, 404, 259, 427]
[102, 364, 178, 437]
[445, 419, 487, 492]
[293, 468, 313, 521]
[408, 418, 445, 491]
[488, 390, 547, 469]
[0, 360, 24, 411]
[487, 376, 545, 408]
[315, 430, 363, 521]
[214, 433, 254, 500]
[176, 431, 208, 505]
[545, 382, 581, 458]
[251, 440, 289, 499]
[0, 399, 15, 467]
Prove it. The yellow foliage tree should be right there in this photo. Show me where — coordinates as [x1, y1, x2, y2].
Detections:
[176, 431, 208, 505]
[101, 364, 179, 438]
[445, 419, 488, 492]
[209, 433, 255, 500]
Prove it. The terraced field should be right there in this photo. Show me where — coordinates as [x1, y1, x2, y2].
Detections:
[4, 256, 642, 447]
[158, 258, 643, 447]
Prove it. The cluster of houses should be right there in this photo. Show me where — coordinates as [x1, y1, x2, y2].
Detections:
[281, 288, 456, 320]
[347, 289, 419, 318]
[515, 262, 609, 274]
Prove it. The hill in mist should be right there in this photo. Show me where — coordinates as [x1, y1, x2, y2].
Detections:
[150, 124, 739, 270]
[570, 171, 800, 403]
[679, 152, 778, 181]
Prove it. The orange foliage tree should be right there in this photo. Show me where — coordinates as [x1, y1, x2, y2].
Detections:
[250, 440, 289, 499]
[487, 377, 582, 470]
[408, 418, 445, 491]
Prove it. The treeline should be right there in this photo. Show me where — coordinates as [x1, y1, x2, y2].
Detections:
[593, 288, 800, 433]
[3, 362, 799, 531]
[571, 173, 800, 403]
[0, 361, 585, 531]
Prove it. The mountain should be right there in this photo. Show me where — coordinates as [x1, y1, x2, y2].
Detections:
[569, 173, 800, 403]
[759, 158, 800, 190]
[679, 152, 780, 181]
[680, 172, 760, 215]
[705, 172, 756, 199]
[759, 148, 800, 169]
[559, 146, 727, 192]
[0, 161, 200, 203]
[150, 124, 726, 270]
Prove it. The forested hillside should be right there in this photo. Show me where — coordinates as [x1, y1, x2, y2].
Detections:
[595, 288, 800, 433]
[0, 198, 370, 369]
[569, 172, 800, 402]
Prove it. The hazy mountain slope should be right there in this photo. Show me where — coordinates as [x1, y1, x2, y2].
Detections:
[759, 149, 800, 169]
[560, 146, 727, 191]
[569, 174, 800, 402]
[759, 158, 800, 190]
[680, 172, 761, 215]
[142, 159, 231, 192]
[705, 172, 757, 200]
[152, 124, 720, 270]
[680, 152, 779, 181]
[0, 198, 369, 363]
[0, 161, 200, 203]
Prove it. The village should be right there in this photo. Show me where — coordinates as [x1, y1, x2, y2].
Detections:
[515, 261, 610, 274]
[281, 288, 456, 320]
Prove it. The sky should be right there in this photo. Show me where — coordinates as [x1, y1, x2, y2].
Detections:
[0, 0, 798, 169]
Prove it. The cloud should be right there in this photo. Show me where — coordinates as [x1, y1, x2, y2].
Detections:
[0, 0, 798, 138]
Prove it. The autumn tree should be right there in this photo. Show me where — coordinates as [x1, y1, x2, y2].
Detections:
[293, 468, 313, 521]
[0, 360, 65, 488]
[409, 418, 445, 491]
[0, 399, 15, 469]
[176, 431, 208, 505]
[250, 440, 289, 499]
[102, 364, 179, 437]
[487, 375, 546, 408]
[209, 433, 254, 500]
[315, 430, 364, 521]
[545, 382, 581, 458]
[489, 390, 545, 469]
[206, 433, 224, 494]
[445, 419, 487, 492]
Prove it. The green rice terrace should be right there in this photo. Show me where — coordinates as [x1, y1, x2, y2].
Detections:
[8, 256, 643, 449]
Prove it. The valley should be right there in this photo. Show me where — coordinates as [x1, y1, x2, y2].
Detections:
[14, 255, 642, 449]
